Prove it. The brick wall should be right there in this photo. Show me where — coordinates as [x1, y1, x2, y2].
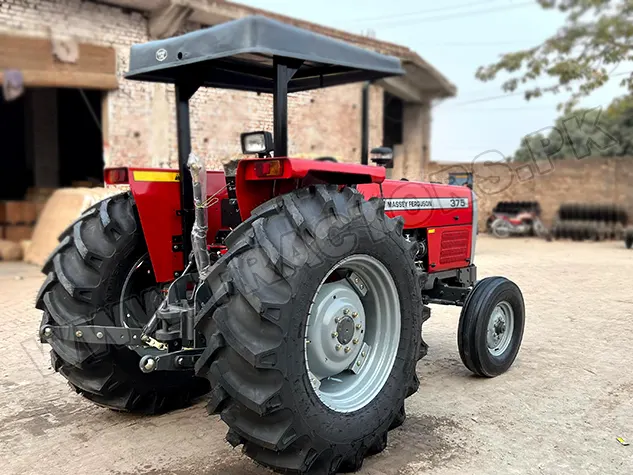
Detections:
[0, 0, 384, 171]
[424, 157, 633, 230]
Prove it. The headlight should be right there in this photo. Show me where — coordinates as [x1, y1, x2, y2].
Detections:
[240, 131, 274, 156]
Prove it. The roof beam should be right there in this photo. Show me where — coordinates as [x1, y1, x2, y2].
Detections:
[378, 76, 424, 103]
[148, 1, 193, 39]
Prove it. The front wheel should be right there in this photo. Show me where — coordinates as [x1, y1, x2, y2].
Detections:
[458, 277, 525, 377]
[195, 185, 424, 474]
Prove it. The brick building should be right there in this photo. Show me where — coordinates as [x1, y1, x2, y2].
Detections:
[0, 0, 456, 200]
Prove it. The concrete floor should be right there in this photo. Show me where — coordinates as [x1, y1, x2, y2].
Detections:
[1, 236, 632, 475]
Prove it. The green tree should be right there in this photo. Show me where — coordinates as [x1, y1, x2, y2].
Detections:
[476, 0, 633, 112]
[509, 99, 633, 160]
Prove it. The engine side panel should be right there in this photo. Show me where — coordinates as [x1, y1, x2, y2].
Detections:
[358, 180, 472, 227]
[358, 180, 474, 271]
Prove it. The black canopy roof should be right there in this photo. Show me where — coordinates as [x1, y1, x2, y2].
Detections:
[125, 15, 405, 93]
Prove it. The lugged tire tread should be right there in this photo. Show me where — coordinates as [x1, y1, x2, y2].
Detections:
[196, 185, 425, 474]
[38, 192, 209, 414]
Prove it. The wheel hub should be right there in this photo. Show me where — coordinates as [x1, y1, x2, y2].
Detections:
[305, 281, 365, 381]
[486, 301, 514, 357]
[336, 316, 355, 345]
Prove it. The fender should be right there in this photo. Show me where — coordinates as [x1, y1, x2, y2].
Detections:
[105, 167, 228, 283]
[234, 157, 385, 219]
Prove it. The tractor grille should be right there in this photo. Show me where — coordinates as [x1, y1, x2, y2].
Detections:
[439, 229, 470, 264]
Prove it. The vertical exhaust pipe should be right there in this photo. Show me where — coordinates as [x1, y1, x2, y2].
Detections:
[187, 153, 212, 280]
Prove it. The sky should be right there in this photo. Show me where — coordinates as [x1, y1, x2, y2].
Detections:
[235, 0, 630, 162]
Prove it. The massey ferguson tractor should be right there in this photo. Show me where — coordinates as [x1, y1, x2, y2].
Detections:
[36, 16, 525, 474]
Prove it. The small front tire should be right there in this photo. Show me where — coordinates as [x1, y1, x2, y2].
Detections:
[458, 277, 525, 377]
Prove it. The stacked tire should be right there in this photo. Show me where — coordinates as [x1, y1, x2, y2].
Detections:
[625, 226, 633, 249]
[551, 204, 628, 242]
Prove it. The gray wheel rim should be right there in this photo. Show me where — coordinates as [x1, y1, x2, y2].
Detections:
[304, 254, 401, 413]
[486, 301, 514, 357]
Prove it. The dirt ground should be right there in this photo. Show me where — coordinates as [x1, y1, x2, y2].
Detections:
[1, 236, 632, 475]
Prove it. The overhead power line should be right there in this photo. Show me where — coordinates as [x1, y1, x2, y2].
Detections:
[346, 0, 504, 24]
[450, 70, 633, 106]
[367, 1, 535, 29]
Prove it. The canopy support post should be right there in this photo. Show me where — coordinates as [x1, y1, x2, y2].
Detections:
[273, 57, 302, 157]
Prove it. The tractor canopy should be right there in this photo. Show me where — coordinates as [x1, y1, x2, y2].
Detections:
[125, 15, 405, 92]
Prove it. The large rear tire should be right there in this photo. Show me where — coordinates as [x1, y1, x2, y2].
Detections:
[195, 185, 425, 474]
[37, 193, 209, 414]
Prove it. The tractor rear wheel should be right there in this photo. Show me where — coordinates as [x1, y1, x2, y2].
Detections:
[458, 277, 525, 377]
[37, 193, 209, 413]
[195, 185, 424, 474]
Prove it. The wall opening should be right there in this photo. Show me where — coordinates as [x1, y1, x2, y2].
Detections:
[382, 91, 403, 149]
[0, 88, 104, 200]
[0, 87, 104, 243]
[0, 94, 29, 200]
[58, 89, 104, 187]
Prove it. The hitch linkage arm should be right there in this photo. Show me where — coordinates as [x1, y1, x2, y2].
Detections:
[40, 324, 143, 345]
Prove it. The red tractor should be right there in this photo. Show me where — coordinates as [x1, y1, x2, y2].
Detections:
[36, 16, 525, 474]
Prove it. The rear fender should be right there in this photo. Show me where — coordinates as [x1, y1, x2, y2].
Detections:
[235, 158, 385, 219]
[109, 167, 228, 283]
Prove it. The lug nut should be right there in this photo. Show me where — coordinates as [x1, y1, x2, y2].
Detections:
[96, 331, 104, 339]
[355, 278, 360, 284]
[344, 347, 351, 353]
[144, 358, 156, 371]
[335, 344, 342, 351]
[343, 309, 349, 315]
[335, 317, 341, 323]
[361, 352, 366, 357]
[43, 327, 53, 338]
[306, 339, 311, 344]
[176, 357, 184, 366]
[331, 332, 338, 338]
[353, 338, 359, 344]
[357, 361, 361, 367]
[352, 312, 358, 318]
[355, 324, 362, 330]
[75, 330, 83, 338]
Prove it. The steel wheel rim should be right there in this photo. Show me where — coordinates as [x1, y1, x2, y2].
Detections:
[486, 301, 514, 357]
[304, 254, 401, 413]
